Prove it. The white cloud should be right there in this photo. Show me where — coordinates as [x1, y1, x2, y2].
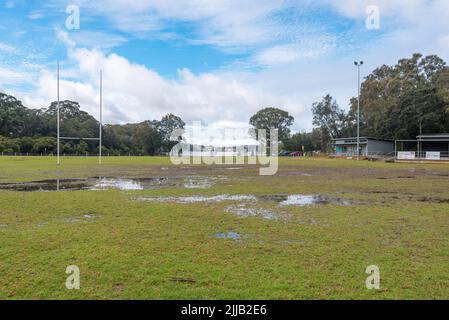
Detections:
[0, 42, 16, 53]
[27, 11, 45, 20]
[22, 34, 302, 128]
[255, 36, 336, 66]
[0, 66, 32, 85]
[70, 31, 128, 50]
[325, 0, 449, 27]
[71, 0, 285, 48]
[324, 0, 427, 20]
[54, 0, 325, 55]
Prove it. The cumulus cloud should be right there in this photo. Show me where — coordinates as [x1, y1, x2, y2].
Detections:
[22, 31, 302, 130]
[0, 66, 32, 86]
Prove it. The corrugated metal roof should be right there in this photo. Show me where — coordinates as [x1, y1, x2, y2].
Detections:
[417, 134, 449, 139]
[333, 137, 394, 142]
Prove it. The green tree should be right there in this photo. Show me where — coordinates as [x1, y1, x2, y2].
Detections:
[311, 95, 347, 151]
[352, 53, 449, 139]
[18, 137, 34, 153]
[0, 93, 35, 137]
[283, 130, 321, 152]
[42, 100, 99, 139]
[74, 141, 89, 155]
[32, 137, 56, 154]
[249, 107, 294, 148]
[158, 114, 185, 153]
[134, 121, 162, 155]
[0, 136, 20, 153]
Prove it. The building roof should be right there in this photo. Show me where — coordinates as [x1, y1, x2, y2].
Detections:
[333, 137, 394, 143]
[417, 134, 449, 140]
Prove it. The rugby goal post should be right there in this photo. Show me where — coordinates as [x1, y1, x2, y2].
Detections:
[56, 61, 103, 165]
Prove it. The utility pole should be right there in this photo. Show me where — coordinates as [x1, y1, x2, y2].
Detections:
[354, 61, 364, 160]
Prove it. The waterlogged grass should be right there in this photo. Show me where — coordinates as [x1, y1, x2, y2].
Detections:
[0, 156, 448, 299]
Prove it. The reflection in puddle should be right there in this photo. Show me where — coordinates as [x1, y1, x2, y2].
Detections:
[0, 176, 218, 192]
[136, 194, 256, 204]
[279, 195, 351, 206]
[215, 231, 241, 240]
[257, 195, 289, 202]
[260, 194, 352, 207]
[135, 193, 352, 208]
[0, 179, 91, 192]
[90, 177, 184, 191]
[92, 178, 147, 190]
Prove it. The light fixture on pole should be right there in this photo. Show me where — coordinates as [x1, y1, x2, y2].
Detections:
[354, 60, 363, 160]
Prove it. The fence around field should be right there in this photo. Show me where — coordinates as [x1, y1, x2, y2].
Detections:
[331, 151, 396, 160]
[396, 151, 449, 161]
[0, 152, 148, 157]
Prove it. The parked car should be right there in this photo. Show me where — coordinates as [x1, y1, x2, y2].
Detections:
[278, 150, 291, 157]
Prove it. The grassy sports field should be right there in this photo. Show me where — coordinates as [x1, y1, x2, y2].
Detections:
[0, 156, 448, 299]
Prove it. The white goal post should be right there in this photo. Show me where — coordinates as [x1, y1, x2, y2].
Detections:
[56, 61, 103, 165]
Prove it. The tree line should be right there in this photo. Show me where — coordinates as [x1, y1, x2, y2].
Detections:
[2, 53, 448, 155]
[251, 53, 449, 153]
[0, 94, 185, 155]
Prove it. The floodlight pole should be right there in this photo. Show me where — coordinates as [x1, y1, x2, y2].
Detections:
[354, 61, 364, 160]
[99, 70, 102, 165]
[57, 60, 60, 165]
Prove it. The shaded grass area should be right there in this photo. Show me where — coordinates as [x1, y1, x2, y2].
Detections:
[0, 156, 448, 299]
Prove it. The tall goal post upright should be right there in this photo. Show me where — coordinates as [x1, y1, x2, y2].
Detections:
[57, 60, 60, 165]
[55, 61, 103, 165]
[99, 70, 102, 165]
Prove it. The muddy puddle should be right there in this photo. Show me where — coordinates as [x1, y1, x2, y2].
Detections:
[0, 176, 221, 192]
[278, 195, 352, 206]
[91, 177, 181, 190]
[0, 179, 90, 191]
[224, 204, 280, 220]
[416, 197, 449, 204]
[136, 194, 257, 204]
[215, 231, 241, 240]
[136, 193, 352, 208]
[258, 194, 352, 206]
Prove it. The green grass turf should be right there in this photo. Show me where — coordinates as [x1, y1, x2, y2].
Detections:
[0, 156, 448, 299]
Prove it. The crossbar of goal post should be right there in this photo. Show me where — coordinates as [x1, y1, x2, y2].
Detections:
[56, 61, 103, 165]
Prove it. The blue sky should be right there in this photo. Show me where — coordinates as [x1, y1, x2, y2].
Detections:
[1, 0, 449, 131]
